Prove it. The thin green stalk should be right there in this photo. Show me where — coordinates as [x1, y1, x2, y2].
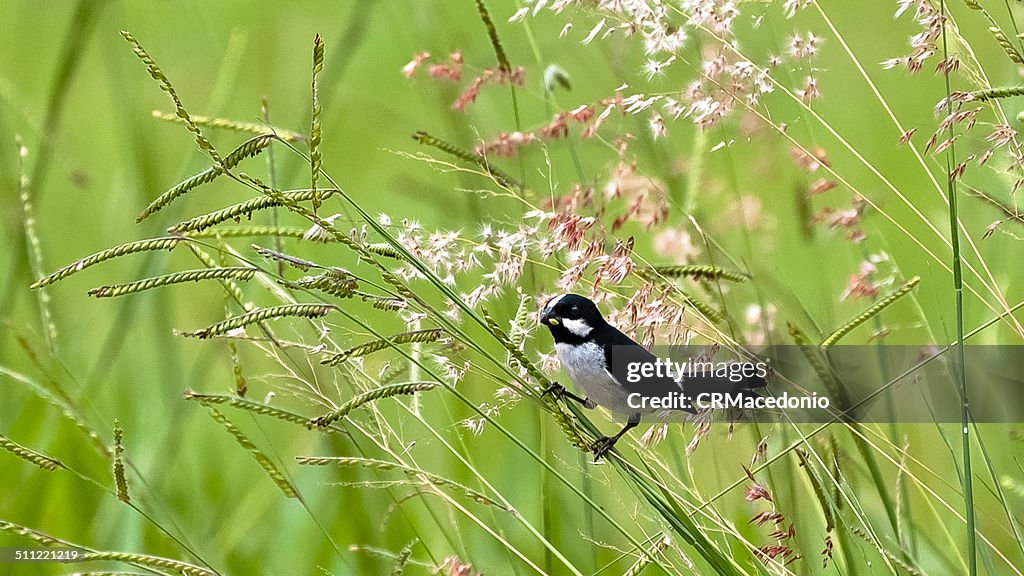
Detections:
[262, 97, 286, 276]
[940, 3, 976, 574]
[0, 0, 107, 322]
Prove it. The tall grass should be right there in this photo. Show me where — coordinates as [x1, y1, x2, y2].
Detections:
[1, 1, 1022, 575]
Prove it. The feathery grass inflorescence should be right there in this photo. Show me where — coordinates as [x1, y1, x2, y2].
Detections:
[623, 535, 672, 576]
[310, 34, 324, 212]
[288, 271, 359, 299]
[183, 226, 322, 241]
[121, 30, 222, 168]
[321, 329, 445, 366]
[413, 130, 521, 190]
[0, 433, 64, 471]
[474, 0, 510, 73]
[206, 408, 297, 498]
[151, 110, 305, 142]
[136, 134, 274, 222]
[184, 304, 335, 339]
[225, 189, 424, 311]
[112, 420, 130, 503]
[296, 456, 506, 510]
[308, 382, 439, 428]
[184, 390, 313, 428]
[168, 189, 337, 233]
[821, 277, 920, 347]
[31, 238, 183, 289]
[639, 264, 749, 283]
[482, 309, 549, 392]
[88, 267, 256, 298]
[631, 271, 724, 323]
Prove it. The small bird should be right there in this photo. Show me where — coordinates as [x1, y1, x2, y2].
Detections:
[540, 293, 765, 461]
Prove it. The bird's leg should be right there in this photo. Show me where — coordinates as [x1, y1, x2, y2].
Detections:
[541, 382, 593, 408]
[592, 413, 641, 461]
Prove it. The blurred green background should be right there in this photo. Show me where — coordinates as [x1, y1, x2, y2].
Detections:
[1, 0, 1022, 574]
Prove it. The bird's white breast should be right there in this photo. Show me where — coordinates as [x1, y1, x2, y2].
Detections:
[555, 341, 633, 412]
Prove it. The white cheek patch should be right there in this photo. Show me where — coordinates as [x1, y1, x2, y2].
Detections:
[561, 317, 593, 337]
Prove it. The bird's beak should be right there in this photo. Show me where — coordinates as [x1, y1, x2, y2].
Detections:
[541, 310, 559, 326]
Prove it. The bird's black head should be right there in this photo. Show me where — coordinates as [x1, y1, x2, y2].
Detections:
[540, 293, 606, 343]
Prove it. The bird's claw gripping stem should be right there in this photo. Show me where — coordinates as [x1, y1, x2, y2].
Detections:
[592, 436, 617, 461]
[541, 382, 565, 400]
[541, 383, 591, 407]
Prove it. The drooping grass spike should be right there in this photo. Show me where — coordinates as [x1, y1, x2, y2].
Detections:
[168, 189, 337, 233]
[253, 244, 321, 271]
[88, 267, 256, 298]
[185, 390, 318, 428]
[151, 110, 305, 142]
[474, 0, 510, 72]
[321, 329, 445, 366]
[295, 456, 507, 510]
[308, 382, 439, 427]
[287, 271, 359, 299]
[184, 304, 335, 339]
[821, 277, 920, 347]
[31, 238, 183, 289]
[0, 434, 64, 471]
[137, 134, 275, 222]
[206, 408, 298, 498]
[183, 226, 319, 241]
[640, 264, 749, 283]
[121, 30, 223, 168]
[413, 130, 521, 190]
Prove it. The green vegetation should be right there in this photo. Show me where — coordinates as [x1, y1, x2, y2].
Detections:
[1, 1, 1022, 575]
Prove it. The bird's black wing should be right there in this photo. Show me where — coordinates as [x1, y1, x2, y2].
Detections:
[597, 324, 695, 412]
[599, 324, 767, 412]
